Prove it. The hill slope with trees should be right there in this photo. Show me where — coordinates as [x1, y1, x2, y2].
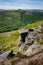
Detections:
[0, 9, 43, 33]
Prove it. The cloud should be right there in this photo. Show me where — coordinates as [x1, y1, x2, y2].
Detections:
[0, 0, 43, 10]
[0, 3, 28, 10]
[24, 0, 41, 3]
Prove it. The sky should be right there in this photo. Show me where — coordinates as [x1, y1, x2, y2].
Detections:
[0, 0, 43, 10]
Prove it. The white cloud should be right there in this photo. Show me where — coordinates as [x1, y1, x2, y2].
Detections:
[0, 0, 43, 10]
[0, 4, 28, 10]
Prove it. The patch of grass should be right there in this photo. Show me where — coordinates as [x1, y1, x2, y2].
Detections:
[0, 31, 19, 52]
[10, 43, 17, 48]
[23, 20, 43, 29]
[38, 39, 43, 45]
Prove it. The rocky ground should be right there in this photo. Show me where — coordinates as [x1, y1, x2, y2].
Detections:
[0, 23, 43, 65]
[14, 52, 43, 65]
[0, 48, 43, 65]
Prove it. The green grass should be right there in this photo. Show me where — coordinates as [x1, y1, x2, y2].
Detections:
[23, 20, 43, 29]
[0, 31, 19, 52]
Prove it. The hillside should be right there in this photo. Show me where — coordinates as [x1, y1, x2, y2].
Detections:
[0, 30, 19, 52]
[0, 9, 43, 33]
[0, 20, 43, 65]
[0, 20, 43, 52]
[23, 20, 43, 29]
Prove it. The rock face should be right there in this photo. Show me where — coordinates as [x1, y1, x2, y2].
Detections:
[18, 24, 43, 52]
[11, 51, 43, 65]
[25, 43, 43, 56]
[18, 29, 28, 46]
[38, 23, 43, 32]
[0, 48, 3, 54]
[0, 46, 3, 54]
[0, 50, 43, 65]
[17, 24, 43, 65]
[28, 52, 43, 65]
[18, 29, 28, 52]
[8, 50, 15, 57]
[0, 50, 15, 62]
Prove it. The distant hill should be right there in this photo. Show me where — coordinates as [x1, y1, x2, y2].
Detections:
[0, 9, 4, 12]
[0, 9, 43, 33]
[25, 9, 43, 12]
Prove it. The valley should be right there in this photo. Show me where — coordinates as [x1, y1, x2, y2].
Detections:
[0, 9, 43, 33]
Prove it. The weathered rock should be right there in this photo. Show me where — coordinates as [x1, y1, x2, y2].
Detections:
[0, 46, 3, 54]
[38, 23, 43, 32]
[18, 29, 28, 52]
[0, 51, 11, 62]
[12, 52, 43, 65]
[18, 29, 28, 45]
[8, 50, 15, 57]
[0, 50, 14, 62]
[28, 52, 43, 65]
[0, 48, 43, 65]
[18, 24, 43, 52]
[25, 43, 43, 56]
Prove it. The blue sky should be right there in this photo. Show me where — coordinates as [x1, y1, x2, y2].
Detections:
[0, 0, 43, 10]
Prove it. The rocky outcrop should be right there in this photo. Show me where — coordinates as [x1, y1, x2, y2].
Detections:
[25, 43, 43, 56]
[0, 47, 3, 54]
[0, 50, 15, 62]
[0, 49, 43, 65]
[18, 24, 43, 52]
[11, 51, 43, 65]
[28, 52, 43, 65]
[38, 23, 43, 32]
[0, 50, 11, 62]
